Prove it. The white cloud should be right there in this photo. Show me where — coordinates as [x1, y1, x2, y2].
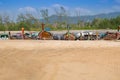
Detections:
[74, 7, 92, 15]
[17, 6, 40, 19]
[96, 5, 120, 14]
[52, 4, 69, 10]
[18, 6, 37, 13]
[17, 4, 120, 17]
[39, 7, 54, 16]
[112, 5, 120, 11]
[39, 4, 69, 16]
[52, 4, 62, 8]
[39, 4, 93, 16]
[16, 4, 94, 16]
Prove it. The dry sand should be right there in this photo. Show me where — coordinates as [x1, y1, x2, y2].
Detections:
[0, 40, 120, 80]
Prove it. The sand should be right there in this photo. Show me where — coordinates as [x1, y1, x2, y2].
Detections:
[0, 40, 120, 80]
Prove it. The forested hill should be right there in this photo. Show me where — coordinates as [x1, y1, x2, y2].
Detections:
[46, 12, 120, 23]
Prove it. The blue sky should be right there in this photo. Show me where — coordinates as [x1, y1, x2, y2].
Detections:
[0, 0, 120, 17]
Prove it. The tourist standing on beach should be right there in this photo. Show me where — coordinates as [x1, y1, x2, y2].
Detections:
[22, 27, 25, 39]
[118, 26, 120, 32]
[8, 31, 11, 39]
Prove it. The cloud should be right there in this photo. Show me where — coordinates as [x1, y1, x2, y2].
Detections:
[74, 7, 92, 15]
[17, 4, 120, 17]
[18, 6, 37, 13]
[52, 4, 63, 8]
[17, 6, 40, 18]
[39, 4, 69, 16]
[112, 5, 120, 11]
[39, 4, 92, 16]
[96, 5, 120, 14]
[52, 4, 69, 10]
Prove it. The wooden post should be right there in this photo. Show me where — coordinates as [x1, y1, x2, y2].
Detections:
[42, 23, 45, 31]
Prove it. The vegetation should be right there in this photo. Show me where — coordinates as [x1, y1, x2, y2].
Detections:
[0, 7, 120, 31]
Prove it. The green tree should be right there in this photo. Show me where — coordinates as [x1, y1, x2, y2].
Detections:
[92, 18, 102, 28]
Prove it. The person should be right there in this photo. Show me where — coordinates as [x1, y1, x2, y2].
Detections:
[21, 27, 25, 39]
[96, 31, 99, 40]
[8, 31, 11, 39]
[118, 26, 120, 32]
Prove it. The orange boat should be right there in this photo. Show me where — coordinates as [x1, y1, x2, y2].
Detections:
[38, 23, 53, 40]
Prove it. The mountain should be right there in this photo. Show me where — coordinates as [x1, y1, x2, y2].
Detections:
[80, 12, 120, 22]
[42, 12, 120, 24]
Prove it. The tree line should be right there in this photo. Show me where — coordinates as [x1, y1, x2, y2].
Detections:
[0, 6, 120, 31]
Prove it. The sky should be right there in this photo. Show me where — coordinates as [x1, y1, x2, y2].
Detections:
[0, 0, 120, 17]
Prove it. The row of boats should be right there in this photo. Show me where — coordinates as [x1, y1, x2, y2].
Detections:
[0, 30, 120, 40]
[0, 23, 120, 40]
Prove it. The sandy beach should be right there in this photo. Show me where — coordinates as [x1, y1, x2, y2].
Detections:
[0, 40, 120, 80]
